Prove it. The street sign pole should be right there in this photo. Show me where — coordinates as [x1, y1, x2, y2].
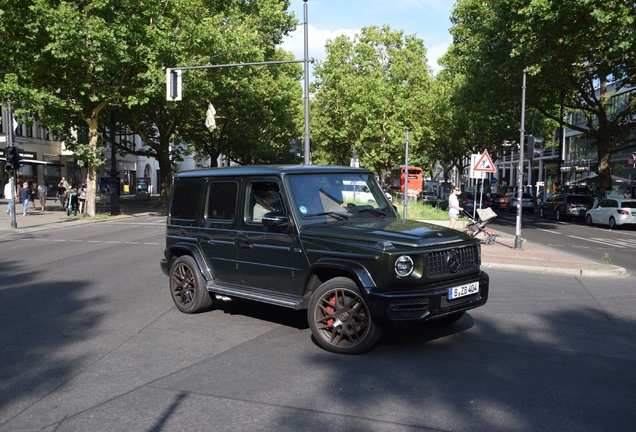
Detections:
[7, 101, 18, 229]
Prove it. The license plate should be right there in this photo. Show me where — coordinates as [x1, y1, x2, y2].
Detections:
[448, 282, 479, 300]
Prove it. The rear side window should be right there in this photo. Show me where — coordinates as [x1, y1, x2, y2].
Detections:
[622, 201, 636, 209]
[207, 181, 238, 222]
[170, 180, 203, 220]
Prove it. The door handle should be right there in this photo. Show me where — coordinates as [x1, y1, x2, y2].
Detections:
[240, 242, 253, 249]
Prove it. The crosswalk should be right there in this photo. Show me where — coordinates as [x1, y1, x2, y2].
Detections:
[567, 235, 636, 249]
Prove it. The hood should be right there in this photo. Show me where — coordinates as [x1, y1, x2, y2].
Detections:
[300, 218, 470, 248]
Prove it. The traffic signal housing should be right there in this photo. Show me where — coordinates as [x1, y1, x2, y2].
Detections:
[6, 146, 20, 170]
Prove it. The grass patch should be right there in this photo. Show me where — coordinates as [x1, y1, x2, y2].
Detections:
[394, 200, 450, 220]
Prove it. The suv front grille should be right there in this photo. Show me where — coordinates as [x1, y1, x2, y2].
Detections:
[426, 246, 479, 278]
[387, 298, 429, 320]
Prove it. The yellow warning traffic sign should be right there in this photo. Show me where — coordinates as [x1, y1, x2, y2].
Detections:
[473, 149, 496, 172]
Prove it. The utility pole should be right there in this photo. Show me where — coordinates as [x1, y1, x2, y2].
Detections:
[7, 101, 17, 229]
[403, 127, 409, 220]
[109, 110, 120, 216]
[515, 70, 527, 250]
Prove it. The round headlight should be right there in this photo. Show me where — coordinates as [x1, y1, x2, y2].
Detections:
[395, 255, 414, 277]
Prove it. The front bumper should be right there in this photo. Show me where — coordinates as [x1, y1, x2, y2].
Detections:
[367, 271, 489, 328]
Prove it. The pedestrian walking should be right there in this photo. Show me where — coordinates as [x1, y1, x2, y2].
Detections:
[78, 183, 87, 214]
[37, 181, 48, 211]
[57, 180, 67, 210]
[28, 180, 37, 210]
[20, 182, 31, 216]
[448, 185, 463, 229]
[4, 178, 16, 216]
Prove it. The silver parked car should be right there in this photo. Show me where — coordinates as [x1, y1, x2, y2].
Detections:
[503, 192, 535, 214]
[585, 198, 636, 229]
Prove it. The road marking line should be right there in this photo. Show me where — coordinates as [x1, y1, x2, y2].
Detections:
[69, 240, 84, 242]
[568, 235, 627, 248]
[572, 246, 589, 248]
[52, 239, 66, 242]
[547, 244, 565, 246]
[106, 241, 121, 243]
[538, 229, 561, 234]
[87, 240, 102, 243]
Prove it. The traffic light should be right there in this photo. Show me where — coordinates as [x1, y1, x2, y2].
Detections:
[6, 146, 20, 170]
[289, 138, 302, 157]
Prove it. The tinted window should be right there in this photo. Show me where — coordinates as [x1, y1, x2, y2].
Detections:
[206, 181, 238, 221]
[522, 193, 532, 199]
[621, 201, 636, 209]
[568, 195, 593, 204]
[170, 179, 202, 220]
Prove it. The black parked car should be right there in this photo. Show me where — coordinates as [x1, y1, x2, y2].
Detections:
[539, 193, 594, 221]
[161, 165, 489, 354]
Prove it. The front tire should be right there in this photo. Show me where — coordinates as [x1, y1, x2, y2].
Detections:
[609, 217, 617, 229]
[169, 255, 213, 313]
[308, 277, 382, 354]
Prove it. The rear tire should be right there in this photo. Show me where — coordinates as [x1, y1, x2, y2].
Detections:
[308, 277, 381, 354]
[555, 209, 562, 221]
[540, 208, 546, 218]
[169, 255, 213, 313]
[586, 214, 593, 226]
[609, 217, 617, 230]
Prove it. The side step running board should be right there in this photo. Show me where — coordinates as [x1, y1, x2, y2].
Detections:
[206, 283, 302, 309]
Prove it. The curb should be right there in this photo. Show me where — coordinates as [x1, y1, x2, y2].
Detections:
[481, 261, 627, 277]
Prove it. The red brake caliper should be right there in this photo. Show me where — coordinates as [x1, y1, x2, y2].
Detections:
[326, 295, 336, 325]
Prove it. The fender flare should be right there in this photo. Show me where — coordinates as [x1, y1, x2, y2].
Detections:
[304, 258, 378, 297]
[167, 243, 214, 281]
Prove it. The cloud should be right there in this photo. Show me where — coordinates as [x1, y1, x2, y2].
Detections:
[282, 25, 450, 74]
[281, 24, 359, 63]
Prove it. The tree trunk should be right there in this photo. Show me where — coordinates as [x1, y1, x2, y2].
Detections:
[84, 114, 100, 217]
[597, 139, 613, 200]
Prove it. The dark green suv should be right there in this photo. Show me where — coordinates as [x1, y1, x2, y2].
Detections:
[161, 165, 489, 354]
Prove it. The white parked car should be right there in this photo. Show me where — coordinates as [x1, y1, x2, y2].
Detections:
[585, 198, 636, 229]
[342, 180, 376, 203]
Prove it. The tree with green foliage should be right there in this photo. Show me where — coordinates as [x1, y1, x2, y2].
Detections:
[445, 0, 636, 196]
[1, 0, 299, 211]
[310, 25, 435, 177]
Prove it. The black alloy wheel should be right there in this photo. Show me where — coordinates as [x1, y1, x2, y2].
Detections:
[555, 209, 562, 221]
[169, 255, 213, 313]
[308, 277, 381, 354]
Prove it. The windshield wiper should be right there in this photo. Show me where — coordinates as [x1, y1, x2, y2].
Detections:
[303, 211, 350, 220]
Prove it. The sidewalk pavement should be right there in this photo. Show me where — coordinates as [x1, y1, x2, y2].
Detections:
[0, 195, 627, 277]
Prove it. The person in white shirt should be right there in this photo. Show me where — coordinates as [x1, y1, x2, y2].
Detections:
[4, 179, 16, 216]
[448, 186, 463, 229]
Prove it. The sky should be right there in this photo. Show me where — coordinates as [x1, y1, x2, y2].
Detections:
[280, 0, 455, 74]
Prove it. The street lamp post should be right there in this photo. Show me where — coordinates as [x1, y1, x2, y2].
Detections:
[515, 70, 527, 250]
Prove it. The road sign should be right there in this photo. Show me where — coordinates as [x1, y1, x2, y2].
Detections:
[13, 136, 27, 143]
[473, 149, 496, 172]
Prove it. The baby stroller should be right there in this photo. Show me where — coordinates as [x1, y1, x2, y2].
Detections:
[67, 190, 79, 216]
[462, 207, 498, 245]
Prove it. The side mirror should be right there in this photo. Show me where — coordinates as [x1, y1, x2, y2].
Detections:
[262, 211, 290, 228]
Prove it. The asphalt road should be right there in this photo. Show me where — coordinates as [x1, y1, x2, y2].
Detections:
[1, 217, 636, 431]
[489, 210, 636, 274]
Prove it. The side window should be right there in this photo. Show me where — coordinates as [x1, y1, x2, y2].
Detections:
[247, 182, 283, 223]
[206, 181, 238, 222]
[170, 180, 202, 220]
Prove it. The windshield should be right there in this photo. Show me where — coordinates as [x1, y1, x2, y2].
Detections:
[287, 173, 394, 226]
